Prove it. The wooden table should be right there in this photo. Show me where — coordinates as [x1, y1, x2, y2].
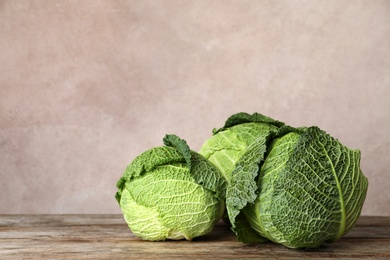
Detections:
[0, 215, 389, 259]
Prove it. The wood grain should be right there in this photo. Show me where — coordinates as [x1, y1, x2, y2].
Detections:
[1, 215, 389, 259]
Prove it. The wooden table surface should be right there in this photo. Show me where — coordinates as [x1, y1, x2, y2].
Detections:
[0, 215, 389, 259]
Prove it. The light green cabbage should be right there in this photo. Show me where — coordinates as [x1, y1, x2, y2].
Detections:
[115, 134, 226, 241]
[201, 112, 368, 248]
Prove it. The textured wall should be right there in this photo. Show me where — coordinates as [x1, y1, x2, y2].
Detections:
[1, 0, 389, 215]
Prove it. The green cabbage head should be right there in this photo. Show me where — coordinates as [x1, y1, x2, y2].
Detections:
[201, 112, 368, 248]
[115, 134, 226, 241]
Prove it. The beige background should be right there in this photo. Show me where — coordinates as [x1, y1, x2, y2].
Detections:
[1, 0, 389, 216]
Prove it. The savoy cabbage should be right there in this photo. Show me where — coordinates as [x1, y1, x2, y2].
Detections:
[116, 134, 226, 241]
[200, 112, 368, 248]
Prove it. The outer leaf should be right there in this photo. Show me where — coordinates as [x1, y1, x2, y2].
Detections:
[255, 127, 368, 248]
[189, 152, 227, 200]
[163, 134, 192, 170]
[226, 136, 269, 241]
[213, 112, 284, 134]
